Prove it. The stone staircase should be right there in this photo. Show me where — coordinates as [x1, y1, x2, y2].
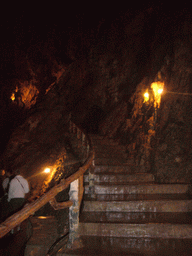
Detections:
[58, 134, 192, 255]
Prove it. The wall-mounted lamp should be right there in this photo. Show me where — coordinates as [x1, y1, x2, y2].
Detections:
[158, 88, 163, 94]
[143, 91, 149, 103]
[44, 167, 51, 174]
[151, 82, 164, 108]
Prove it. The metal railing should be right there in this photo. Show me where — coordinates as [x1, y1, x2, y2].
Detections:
[0, 118, 95, 248]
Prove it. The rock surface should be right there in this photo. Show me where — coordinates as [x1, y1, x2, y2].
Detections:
[0, 6, 192, 199]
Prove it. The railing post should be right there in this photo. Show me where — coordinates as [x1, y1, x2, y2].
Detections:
[82, 133, 85, 145]
[88, 159, 96, 199]
[67, 179, 81, 248]
[87, 144, 89, 157]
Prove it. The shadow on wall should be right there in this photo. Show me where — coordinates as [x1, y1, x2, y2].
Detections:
[81, 105, 105, 134]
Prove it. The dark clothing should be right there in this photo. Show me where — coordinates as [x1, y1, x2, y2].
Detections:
[0, 176, 4, 198]
[0, 195, 10, 221]
[9, 198, 25, 214]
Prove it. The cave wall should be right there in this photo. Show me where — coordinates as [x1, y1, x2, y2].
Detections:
[122, 38, 192, 183]
[154, 39, 192, 183]
[1, 6, 192, 200]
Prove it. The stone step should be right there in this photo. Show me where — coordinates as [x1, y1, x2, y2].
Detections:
[57, 236, 192, 255]
[83, 193, 192, 201]
[93, 165, 134, 174]
[94, 158, 127, 165]
[94, 150, 127, 159]
[84, 184, 189, 195]
[82, 200, 192, 212]
[80, 212, 192, 224]
[78, 222, 192, 239]
[84, 173, 155, 184]
[92, 142, 126, 153]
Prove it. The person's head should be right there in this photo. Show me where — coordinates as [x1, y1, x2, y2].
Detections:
[6, 168, 14, 177]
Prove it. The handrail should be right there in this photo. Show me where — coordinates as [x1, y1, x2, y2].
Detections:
[47, 232, 69, 256]
[0, 119, 94, 239]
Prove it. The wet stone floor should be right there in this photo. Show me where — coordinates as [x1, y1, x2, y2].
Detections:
[58, 236, 192, 256]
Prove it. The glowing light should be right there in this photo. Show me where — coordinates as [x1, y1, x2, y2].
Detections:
[11, 93, 15, 101]
[44, 168, 51, 173]
[1, 170, 5, 176]
[151, 81, 164, 108]
[158, 88, 163, 94]
[10, 86, 18, 101]
[143, 91, 149, 102]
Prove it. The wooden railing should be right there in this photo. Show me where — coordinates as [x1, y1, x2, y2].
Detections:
[0, 118, 95, 246]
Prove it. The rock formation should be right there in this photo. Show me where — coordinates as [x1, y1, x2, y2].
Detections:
[0, 5, 192, 200]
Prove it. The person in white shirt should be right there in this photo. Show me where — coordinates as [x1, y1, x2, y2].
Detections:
[8, 169, 30, 214]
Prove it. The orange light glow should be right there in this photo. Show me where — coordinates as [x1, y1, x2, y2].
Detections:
[143, 91, 149, 102]
[11, 93, 15, 101]
[1, 170, 5, 176]
[151, 81, 164, 108]
[10, 86, 18, 101]
[38, 216, 47, 219]
[44, 168, 51, 173]
[158, 88, 163, 94]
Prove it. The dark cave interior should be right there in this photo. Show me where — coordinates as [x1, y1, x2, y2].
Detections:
[0, 2, 192, 199]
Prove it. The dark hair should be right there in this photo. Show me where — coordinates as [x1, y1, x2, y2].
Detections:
[6, 168, 13, 175]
